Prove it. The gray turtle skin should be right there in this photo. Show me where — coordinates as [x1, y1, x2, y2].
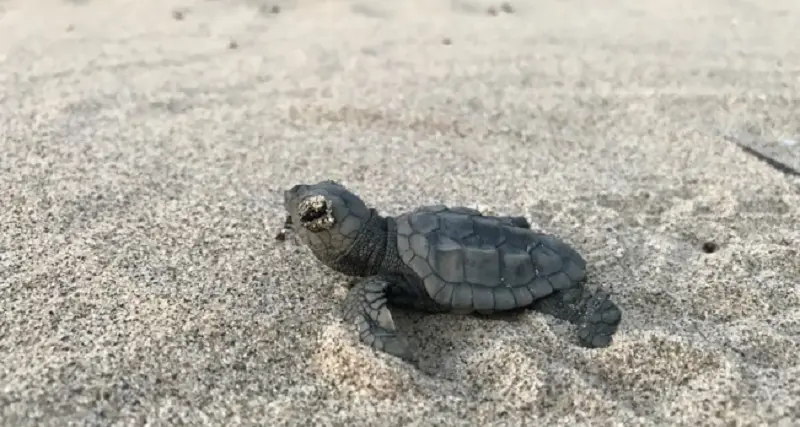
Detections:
[283, 180, 622, 361]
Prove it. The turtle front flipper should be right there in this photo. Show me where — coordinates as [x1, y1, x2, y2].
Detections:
[531, 286, 622, 348]
[342, 277, 413, 361]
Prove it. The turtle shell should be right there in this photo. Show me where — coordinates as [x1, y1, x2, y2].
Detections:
[394, 205, 587, 313]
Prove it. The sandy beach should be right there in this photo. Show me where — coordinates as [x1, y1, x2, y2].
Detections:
[1, 0, 799, 425]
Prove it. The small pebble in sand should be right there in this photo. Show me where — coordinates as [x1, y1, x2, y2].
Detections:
[228, 40, 239, 49]
[780, 138, 797, 147]
[172, 9, 188, 20]
[500, 2, 514, 13]
[442, 37, 452, 45]
[487, 6, 498, 16]
[701, 241, 719, 254]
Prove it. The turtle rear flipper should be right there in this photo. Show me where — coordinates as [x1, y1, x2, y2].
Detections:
[575, 291, 621, 348]
[531, 286, 622, 348]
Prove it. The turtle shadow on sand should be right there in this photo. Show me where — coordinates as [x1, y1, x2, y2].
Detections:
[386, 301, 596, 372]
[279, 180, 623, 364]
[391, 307, 529, 365]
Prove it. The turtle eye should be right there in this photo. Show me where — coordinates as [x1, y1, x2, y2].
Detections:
[297, 195, 335, 232]
[301, 205, 326, 222]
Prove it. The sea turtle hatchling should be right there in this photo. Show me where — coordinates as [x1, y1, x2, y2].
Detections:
[282, 180, 622, 361]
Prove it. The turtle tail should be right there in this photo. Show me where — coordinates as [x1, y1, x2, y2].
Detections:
[531, 285, 622, 348]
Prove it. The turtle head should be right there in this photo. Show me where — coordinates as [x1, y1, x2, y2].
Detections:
[283, 180, 375, 268]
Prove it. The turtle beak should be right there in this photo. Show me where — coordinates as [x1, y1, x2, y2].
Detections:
[283, 184, 306, 211]
[283, 189, 294, 207]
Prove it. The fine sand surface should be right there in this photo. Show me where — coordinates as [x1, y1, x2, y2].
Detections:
[1, 0, 799, 425]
